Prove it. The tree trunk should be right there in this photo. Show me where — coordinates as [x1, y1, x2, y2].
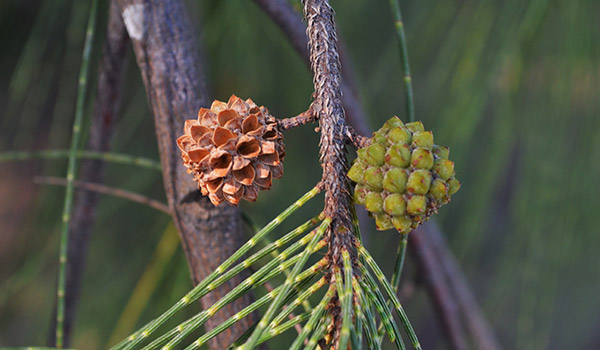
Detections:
[114, 0, 255, 348]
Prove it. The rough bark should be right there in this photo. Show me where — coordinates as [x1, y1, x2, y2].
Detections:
[48, 1, 130, 345]
[304, 0, 355, 346]
[114, 0, 255, 348]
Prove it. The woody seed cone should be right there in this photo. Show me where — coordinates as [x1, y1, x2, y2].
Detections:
[177, 95, 285, 206]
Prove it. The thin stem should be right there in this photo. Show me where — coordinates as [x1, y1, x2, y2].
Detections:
[359, 275, 405, 350]
[114, 186, 320, 350]
[358, 246, 422, 349]
[55, 0, 98, 347]
[346, 125, 371, 149]
[304, 315, 332, 350]
[377, 234, 409, 340]
[390, 235, 409, 293]
[35, 177, 170, 214]
[268, 277, 327, 330]
[241, 219, 331, 349]
[353, 277, 381, 350]
[389, 0, 415, 122]
[0, 149, 162, 171]
[336, 251, 354, 350]
[278, 108, 316, 131]
[288, 286, 337, 350]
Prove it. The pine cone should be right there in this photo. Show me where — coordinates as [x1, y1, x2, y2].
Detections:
[348, 116, 460, 234]
[177, 95, 285, 206]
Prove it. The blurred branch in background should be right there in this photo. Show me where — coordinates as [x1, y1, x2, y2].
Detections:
[34, 176, 170, 215]
[423, 222, 500, 350]
[113, 0, 255, 348]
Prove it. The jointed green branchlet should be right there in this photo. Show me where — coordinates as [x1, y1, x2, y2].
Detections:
[389, 0, 415, 123]
[55, 0, 98, 347]
[289, 286, 336, 350]
[269, 277, 327, 330]
[114, 187, 320, 350]
[335, 251, 354, 350]
[353, 276, 381, 350]
[377, 234, 409, 341]
[163, 222, 330, 350]
[359, 245, 422, 350]
[305, 315, 332, 350]
[241, 219, 331, 349]
[359, 275, 405, 350]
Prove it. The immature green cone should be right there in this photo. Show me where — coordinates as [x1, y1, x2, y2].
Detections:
[348, 116, 461, 234]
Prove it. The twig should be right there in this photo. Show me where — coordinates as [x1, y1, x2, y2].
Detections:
[278, 108, 316, 131]
[35, 176, 170, 214]
[48, 2, 131, 346]
[346, 125, 370, 148]
[0, 149, 161, 171]
[114, 1, 255, 347]
[54, 0, 98, 346]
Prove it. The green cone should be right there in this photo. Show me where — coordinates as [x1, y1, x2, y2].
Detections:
[348, 116, 461, 234]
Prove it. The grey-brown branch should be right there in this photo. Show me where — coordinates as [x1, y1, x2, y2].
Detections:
[304, 0, 356, 346]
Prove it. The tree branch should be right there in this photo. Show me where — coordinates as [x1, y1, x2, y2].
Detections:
[254, 1, 499, 348]
[34, 176, 170, 214]
[278, 108, 316, 131]
[114, 0, 255, 348]
[303, 0, 356, 346]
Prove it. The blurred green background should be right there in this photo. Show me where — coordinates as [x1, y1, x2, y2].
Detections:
[1, 0, 598, 349]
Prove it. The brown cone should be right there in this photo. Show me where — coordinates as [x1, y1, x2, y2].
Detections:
[177, 95, 285, 206]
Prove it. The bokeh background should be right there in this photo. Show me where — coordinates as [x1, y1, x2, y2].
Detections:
[1, 0, 598, 349]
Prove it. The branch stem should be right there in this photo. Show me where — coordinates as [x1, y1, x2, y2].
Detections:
[34, 177, 170, 214]
[0, 149, 161, 171]
[389, 0, 415, 122]
[55, 0, 98, 346]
